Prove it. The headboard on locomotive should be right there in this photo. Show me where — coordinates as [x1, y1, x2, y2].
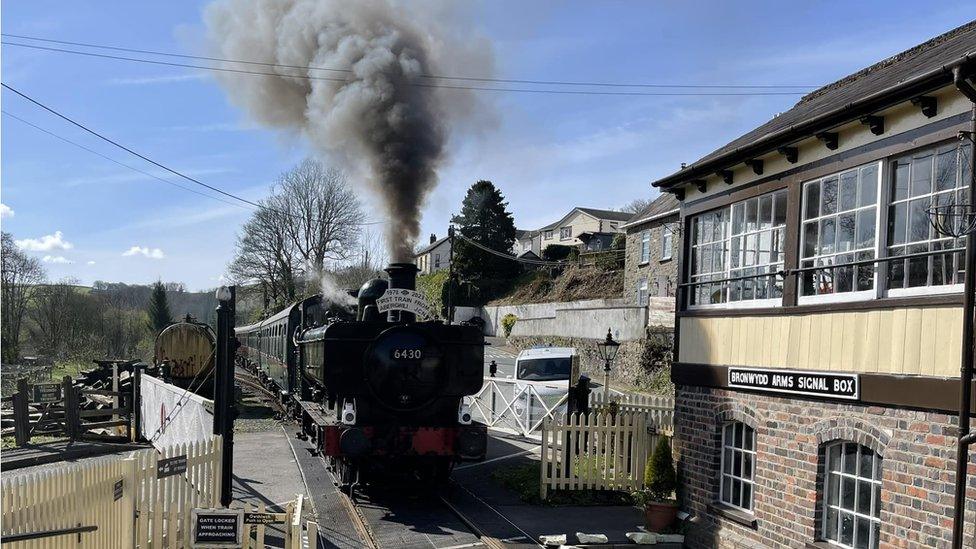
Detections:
[153, 315, 216, 396]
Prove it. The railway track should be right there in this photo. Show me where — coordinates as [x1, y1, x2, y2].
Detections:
[234, 367, 289, 416]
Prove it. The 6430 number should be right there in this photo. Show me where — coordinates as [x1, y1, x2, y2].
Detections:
[391, 348, 423, 360]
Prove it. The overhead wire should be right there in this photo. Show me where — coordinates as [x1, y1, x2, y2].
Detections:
[454, 232, 570, 266]
[1, 40, 810, 97]
[1, 83, 386, 226]
[1, 32, 818, 90]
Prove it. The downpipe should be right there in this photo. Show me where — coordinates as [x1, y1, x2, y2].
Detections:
[951, 64, 976, 549]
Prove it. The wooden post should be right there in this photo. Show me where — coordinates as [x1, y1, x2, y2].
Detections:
[63, 375, 80, 440]
[13, 378, 30, 446]
[132, 363, 143, 441]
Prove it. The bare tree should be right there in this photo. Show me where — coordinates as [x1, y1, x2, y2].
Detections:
[27, 279, 102, 362]
[276, 160, 362, 276]
[227, 160, 364, 312]
[622, 197, 653, 214]
[1, 232, 45, 362]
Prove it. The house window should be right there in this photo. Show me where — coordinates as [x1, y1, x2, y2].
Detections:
[661, 225, 673, 261]
[544, 230, 553, 240]
[886, 144, 971, 294]
[434, 253, 441, 269]
[800, 163, 881, 299]
[560, 226, 572, 240]
[821, 442, 882, 549]
[689, 189, 786, 306]
[637, 277, 648, 306]
[719, 422, 756, 512]
[640, 231, 651, 263]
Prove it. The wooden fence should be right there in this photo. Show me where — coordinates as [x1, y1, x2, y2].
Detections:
[2, 435, 318, 548]
[539, 393, 674, 499]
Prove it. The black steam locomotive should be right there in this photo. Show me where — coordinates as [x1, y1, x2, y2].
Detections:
[236, 263, 487, 488]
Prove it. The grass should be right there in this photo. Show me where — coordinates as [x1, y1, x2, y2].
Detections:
[491, 463, 635, 506]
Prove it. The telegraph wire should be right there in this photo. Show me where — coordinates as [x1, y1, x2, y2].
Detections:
[2, 32, 817, 90]
[454, 232, 570, 266]
[1, 83, 386, 226]
[2, 110, 250, 211]
[1, 41, 809, 97]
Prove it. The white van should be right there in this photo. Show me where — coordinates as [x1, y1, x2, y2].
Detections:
[512, 346, 579, 428]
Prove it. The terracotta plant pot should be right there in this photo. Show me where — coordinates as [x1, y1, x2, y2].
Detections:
[644, 501, 679, 532]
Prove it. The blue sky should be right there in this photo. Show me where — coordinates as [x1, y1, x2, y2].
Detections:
[2, 1, 973, 290]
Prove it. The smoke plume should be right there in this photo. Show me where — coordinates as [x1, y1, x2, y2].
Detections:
[205, 0, 493, 262]
[320, 271, 356, 308]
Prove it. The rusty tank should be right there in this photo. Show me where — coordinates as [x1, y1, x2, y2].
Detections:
[153, 315, 216, 396]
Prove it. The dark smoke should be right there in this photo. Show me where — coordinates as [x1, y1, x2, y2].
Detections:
[205, 0, 493, 261]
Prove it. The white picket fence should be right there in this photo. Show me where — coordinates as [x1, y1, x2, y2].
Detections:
[1, 435, 319, 548]
[539, 393, 674, 499]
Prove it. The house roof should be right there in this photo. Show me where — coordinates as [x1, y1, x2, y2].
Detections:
[622, 194, 680, 228]
[413, 236, 448, 256]
[652, 20, 976, 190]
[515, 229, 534, 239]
[537, 207, 632, 232]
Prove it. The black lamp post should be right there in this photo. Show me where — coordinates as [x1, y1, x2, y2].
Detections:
[596, 328, 620, 399]
[213, 285, 236, 507]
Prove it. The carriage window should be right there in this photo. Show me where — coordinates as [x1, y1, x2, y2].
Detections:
[821, 442, 882, 549]
[800, 163, 880, 299]
[719, 422, 756, 512]
[886, 144, 971, 294]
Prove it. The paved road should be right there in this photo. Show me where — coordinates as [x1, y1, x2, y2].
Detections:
[484, 336, 517, 379]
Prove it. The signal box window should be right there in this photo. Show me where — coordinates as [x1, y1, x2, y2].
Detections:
[821, 442, 882, 549]
[719, 422, 756, 512]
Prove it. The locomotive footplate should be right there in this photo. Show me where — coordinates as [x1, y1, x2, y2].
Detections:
[297, 399, 331, 446]
[320, 423, 487, 461]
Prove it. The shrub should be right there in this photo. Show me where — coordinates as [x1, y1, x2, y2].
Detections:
[542, 244, 574, 261]
[646, 436, 677, 501]
[417, 270, 449, 317]
[501, 313, 518, 337]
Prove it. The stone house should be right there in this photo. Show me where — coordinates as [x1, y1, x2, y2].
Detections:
[652, 21, 976, 549]
[621, 193, 680, 304]
[414, 233, 450, 275]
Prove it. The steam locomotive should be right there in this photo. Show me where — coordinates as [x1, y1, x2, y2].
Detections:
[235, 263, 487, 488]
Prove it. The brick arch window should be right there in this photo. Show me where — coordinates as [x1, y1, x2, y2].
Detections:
[821, 441, 882, 549]
[719, 421, 756, 512]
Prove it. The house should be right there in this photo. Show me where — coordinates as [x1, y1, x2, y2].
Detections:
[414, 233, 451, 275]
[513, 229, 541, 257]
[536, 207, 632, 253]
[652, 22, 976, 549]
[621, 193, 680, 304]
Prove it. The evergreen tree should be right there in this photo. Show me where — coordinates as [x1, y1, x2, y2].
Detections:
[451, 180, 519, 284]
[146, 281, 173, 335]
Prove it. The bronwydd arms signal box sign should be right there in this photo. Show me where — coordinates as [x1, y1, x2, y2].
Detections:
[376, 288, 434, 320]
[728, 367, 859, 400]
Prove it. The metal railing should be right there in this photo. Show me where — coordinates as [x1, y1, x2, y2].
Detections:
[678, 246, 966, 306]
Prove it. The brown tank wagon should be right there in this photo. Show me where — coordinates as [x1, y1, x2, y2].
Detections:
[153, 315, 216, 396]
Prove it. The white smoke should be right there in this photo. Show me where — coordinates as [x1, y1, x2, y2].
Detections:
[204, 0, 494, 261]
[320, 271, 356, 307]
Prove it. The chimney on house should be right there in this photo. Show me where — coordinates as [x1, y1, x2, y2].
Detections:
[430, 233, 437, 244]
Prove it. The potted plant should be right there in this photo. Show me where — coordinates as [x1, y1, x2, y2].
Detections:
[635, 436, 679, 532]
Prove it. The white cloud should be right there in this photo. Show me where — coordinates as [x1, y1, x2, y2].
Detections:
[15, 231, 73, 251]
[0, 203, 14, 218]
[122, 246, 165, 259]
[86, 261, 96, 266]
[107, 73, 208, 86]
[42, 255, 74, 264]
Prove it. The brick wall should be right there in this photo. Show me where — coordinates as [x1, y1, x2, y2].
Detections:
[624, 216, 679, 303]
[674, 385, 976, 548]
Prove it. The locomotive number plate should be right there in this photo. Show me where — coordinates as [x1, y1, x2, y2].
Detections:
[391, 348, 423, 360]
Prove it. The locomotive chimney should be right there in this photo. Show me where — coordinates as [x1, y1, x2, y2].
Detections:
[385, 262, 420, 322]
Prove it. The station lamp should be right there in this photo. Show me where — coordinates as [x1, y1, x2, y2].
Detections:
[597, 328, 620, 399]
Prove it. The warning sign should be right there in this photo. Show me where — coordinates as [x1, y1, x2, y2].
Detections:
[191, 508, 243, 547]
[376, 288, 434, 320]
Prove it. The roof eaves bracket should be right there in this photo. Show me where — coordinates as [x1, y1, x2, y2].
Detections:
[716, 170, 734, 185]
[777, 146, 798, 164]
[744, 159, 764, 176]
[860, 115, 884, 135]
[691, 179, 707, 194]
[910, 96, 937, 118]
[816, 131, 839, 150]
[664, 187, 685, 201]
